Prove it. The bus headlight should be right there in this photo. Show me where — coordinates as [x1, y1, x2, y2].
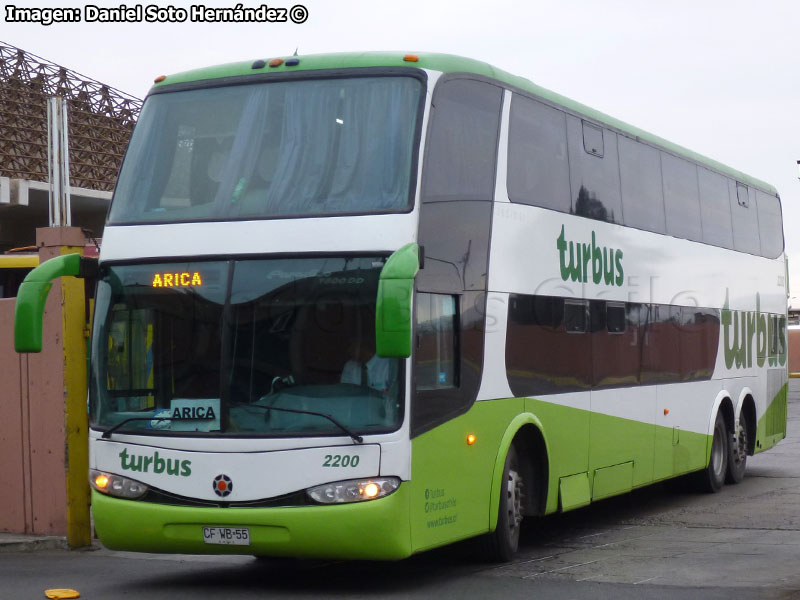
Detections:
[307, 477, 400, 504]
[89, 469, 148, 500]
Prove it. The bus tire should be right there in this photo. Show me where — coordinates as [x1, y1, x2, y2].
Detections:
[485, 444, 523, 562]
[726, 419, 747, 484]
[697, 411, 728, 493]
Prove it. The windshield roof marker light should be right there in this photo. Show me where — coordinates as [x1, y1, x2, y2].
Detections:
[269, 58, 284, 67]
[285, 58, 300, 66]
[251, 59, 266, 69]
[154, 75, 166, 83]
[403, 54, 419, 62]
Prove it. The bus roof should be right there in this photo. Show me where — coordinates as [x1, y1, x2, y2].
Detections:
[153, 51, 777, 195]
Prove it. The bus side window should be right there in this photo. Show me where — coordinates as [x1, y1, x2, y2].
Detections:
[730, 181, 760, 255]
[756, 190, 784, 259]
[698, 167, 734, 250]
[662, 152, 702, 243]
[564, 115, 623, 224]
[421, 77, 503, 202]
[415, 293, 458, 390]
[582, 121, 604, 157]
[606, 303, 626, 334]
[507, 94, 570, 213]
[619, 136, 666, 234]
[564, 299, 588, 334]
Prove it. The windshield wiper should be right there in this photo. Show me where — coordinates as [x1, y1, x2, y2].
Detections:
[100, 416, 170, 439]
[101, 406, 365, 444]
[233, 403, 363, 444]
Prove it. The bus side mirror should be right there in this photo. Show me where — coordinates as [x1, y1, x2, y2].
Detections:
[375, 243, 419, 358]
[14, 253, 97, 353]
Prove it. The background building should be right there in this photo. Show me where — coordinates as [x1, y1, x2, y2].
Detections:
[0, 41, 141, 251]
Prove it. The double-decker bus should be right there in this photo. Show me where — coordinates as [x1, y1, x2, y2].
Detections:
[15, 52, 787, 562]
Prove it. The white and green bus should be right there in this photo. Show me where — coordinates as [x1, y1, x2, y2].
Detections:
[15, 52, 787, 562]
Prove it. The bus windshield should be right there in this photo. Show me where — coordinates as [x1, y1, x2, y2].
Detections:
[108, 75, 422, 223]
[89, 256, 402, 437]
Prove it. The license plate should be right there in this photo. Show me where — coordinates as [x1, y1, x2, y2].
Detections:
[202, 526, 250, 546]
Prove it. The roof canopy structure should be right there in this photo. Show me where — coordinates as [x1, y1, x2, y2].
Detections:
[0, 41, 141, 191]
[0, 42, 142, 250]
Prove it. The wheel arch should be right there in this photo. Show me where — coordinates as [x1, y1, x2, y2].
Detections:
[707, 390, 735, 437]
[707, 390, 735, 460]
[488, 413, 550, 531]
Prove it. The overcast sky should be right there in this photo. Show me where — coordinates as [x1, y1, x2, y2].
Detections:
[4, 0, 800, 299]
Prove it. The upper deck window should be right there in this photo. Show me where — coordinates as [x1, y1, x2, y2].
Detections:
[422, 78, 503, 202]
[109, 75, 423, 224]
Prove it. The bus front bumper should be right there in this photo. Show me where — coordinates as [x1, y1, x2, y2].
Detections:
[91, 486, 412, 560]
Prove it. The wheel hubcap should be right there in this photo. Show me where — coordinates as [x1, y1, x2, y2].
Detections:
[711, 428, 724, 479]
[506, 469, 523, 531]
[733, 424, 747, 465]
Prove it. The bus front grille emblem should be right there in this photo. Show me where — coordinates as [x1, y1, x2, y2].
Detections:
[212, 474, 233, 497]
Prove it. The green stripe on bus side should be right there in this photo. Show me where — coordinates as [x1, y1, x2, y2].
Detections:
[408, 397, 711, 552]
[755, 382, 788, 453]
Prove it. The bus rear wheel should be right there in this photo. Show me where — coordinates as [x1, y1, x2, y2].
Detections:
[697, 411, 728, 493]
[726, 419, 747, 484]
[485, 444, 523, 562]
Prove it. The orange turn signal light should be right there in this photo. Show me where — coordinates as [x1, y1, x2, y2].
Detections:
[466, 434, 477, 445]
[94, 474, 110, 490]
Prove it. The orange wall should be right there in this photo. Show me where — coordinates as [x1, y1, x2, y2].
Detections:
[790, 328, 800, 375]
[0, 291, 68, 535]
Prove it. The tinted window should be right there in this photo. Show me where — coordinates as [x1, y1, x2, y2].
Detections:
[507, 95, 571, 212]
[506, 294, 591, 394]
[661, 153, 702, 242]
[730, 181, 760, 255]
[565, 300, 588, 333]
[90, 257, 403, 437]
[505, 295, 719, 397]
[619, 137, 665, 233]
[736, 183, 750, 208]
[566, 115, 622, 223]
[606, 303, 626, 333]
[591, 301, 641, 389]
[110, 77, 423, 223]
[756, 190, 784, 258]
[415, 293, 458, 390]
[582, 121, 604, 157]
[698, 167, 733, 249]
[422, 78, 503, 201]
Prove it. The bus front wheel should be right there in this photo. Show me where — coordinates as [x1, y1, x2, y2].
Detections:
[486, 444, 523, 562]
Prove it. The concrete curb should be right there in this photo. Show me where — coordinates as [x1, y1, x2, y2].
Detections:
[0, 534, 67, 553]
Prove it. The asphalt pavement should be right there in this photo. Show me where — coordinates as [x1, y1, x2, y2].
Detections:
[3, 379, 800, 599]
